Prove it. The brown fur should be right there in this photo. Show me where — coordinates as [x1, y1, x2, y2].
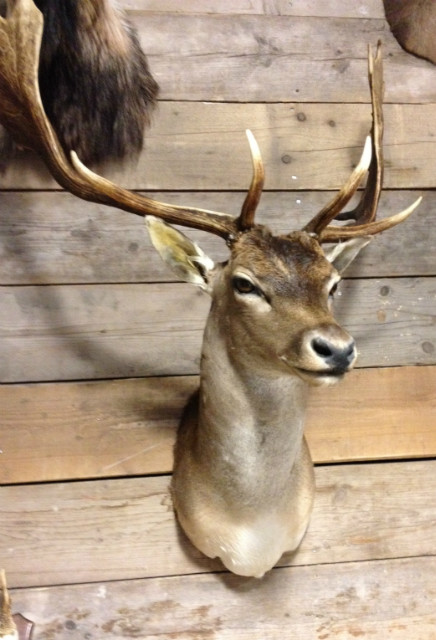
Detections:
[0, 0, 158, 167]
[169, 227, 358, 576]
[383, 0, 436, 64]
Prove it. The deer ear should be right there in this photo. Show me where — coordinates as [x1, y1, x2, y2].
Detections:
[325, 237, 372, 274]
[145, 217, 215, 291]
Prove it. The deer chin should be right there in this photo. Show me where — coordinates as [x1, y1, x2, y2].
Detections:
[292, 366, 348, 386]
[279, 354, 350, 385]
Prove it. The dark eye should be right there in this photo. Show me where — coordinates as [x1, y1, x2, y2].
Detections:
[233, 276, 259, 295]
[329, 281, 339, 298]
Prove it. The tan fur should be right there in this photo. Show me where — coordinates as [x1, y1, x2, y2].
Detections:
[78, 0, 130, 57]
[0, 23, 417, 578]
[171, 228, 357, 577]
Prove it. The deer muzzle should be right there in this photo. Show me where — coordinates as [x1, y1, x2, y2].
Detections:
[282, 324, 357, 382]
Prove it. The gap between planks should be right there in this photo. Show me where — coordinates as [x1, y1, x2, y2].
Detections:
[0, 190, 432, 285]
[1, 278, 435, 384]
[6, 556, 436, 640]
[2, 460, 436, 588]
[1, 366, 435, 484]
[2, 103, 436, 190]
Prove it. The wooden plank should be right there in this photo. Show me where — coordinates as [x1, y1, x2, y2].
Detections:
[125, 0, 386, 19]
[0, 189, 432, 285]
[1, 366, 435, 484]
[0, 278, 435, 383]
[8, 557, 436, 639]
[0, 283, 207, 382]
[130, 13, 430, 103]
[1, 460, 435, 587]
[1, 103, 436, 190]
[125, 0, 267, 13]
[306, 365, 436, 463]
[0, 376, 194, 483]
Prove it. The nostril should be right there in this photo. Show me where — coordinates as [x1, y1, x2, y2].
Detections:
[310, 337, 356, 369]
[311, 338, 334, 358]
[345, 341, 356, 360]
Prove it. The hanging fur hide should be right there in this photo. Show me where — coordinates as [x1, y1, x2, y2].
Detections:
[383, 0, 436, 65]
[0, 0, 159, 166]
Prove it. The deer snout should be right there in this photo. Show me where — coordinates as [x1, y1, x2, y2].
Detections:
[292, 325, 357, 379]
[310, 336, 356, 373]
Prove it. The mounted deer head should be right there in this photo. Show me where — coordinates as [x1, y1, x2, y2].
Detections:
[0, 0, 421, 577]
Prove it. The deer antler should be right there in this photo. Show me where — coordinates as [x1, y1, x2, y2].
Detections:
[0, 4, 419, 244]
[303, 42, 421, 242]
[0, 569, 18, 639]
[335, 41, 385, 226]
[0, 0, 241, 239]
[237, 129, 265, 231]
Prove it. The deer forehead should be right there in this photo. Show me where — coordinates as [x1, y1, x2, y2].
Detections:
[228, 228, 335, 293]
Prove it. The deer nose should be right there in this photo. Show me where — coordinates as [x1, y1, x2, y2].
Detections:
[310, 336, 356, 372]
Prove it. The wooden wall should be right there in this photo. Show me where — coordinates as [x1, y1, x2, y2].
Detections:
[1, 1, 436, 638]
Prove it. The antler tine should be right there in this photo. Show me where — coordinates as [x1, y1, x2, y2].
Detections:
[319, 195, 422, 241]
[303, 42, 384, 237]
[304, 41, 421, 242]
[69, 152, 235, 238]
[334, 41, 384, 226]
[303, 134, 372, 235]
[0, 0, 236, 240]
[237, 129, 265, 231]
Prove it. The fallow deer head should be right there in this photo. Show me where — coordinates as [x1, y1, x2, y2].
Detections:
[0, 0, 422, 577]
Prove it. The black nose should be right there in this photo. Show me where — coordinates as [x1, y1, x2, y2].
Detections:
[311, 337, 356, 373]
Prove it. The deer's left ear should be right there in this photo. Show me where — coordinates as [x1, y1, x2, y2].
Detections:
[145, 217, 215, 291]
[325, 236, 372, 274]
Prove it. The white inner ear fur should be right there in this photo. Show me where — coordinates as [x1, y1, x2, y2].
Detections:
[145, 216, 215, 291]
[325, 236, 372, 274]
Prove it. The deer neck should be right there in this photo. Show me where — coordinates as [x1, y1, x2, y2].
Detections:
[196, 307, 309, 493]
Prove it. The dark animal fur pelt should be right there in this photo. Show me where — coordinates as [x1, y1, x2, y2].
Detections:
[0, 0, 159, 166]
[383, 0, 436, 64]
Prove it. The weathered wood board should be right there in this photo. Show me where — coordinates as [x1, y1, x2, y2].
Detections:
[0, 190, 431, 284]
[8, 556, 436, 640]
[0, 3, 435, 637]
[1, 103, 436, 190]
[125, 0, 386, 19]
[2, 460, 435, 588]
[1, 366, 435, 484]
[130, 13, 435, 103]
[1, 278, 435, 382]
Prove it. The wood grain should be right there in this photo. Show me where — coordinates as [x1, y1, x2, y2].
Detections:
[1, 366, 435, 484]
[0, 3, 434, 636]
[129, 13, 432, 103]
[0, 190, 430, 285]
[1, 103, 435, 190]
[0, 278, 435, 383]
[8, 557, 436, 639]
[125, 0, 386, 19]
[2, 460, 435, 588]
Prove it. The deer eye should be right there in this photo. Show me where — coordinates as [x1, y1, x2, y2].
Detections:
[329, 281, 340, 298]
[232, 276, 260, 296]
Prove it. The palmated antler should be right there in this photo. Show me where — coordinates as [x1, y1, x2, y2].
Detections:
[303, 42, 421, 242]
[0, 0, 241, 239]
[0, 3, 419, 244]
[0, 569, 17, 639]
[0, 570, 33, 640]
